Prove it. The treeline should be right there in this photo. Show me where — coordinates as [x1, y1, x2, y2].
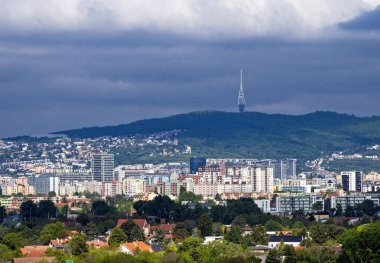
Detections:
[0, 195, 379, 262]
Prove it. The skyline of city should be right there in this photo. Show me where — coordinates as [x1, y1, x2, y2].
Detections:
[1, 2, 380, 262]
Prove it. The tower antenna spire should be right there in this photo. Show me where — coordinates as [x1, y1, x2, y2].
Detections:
[238, 69, 246, 113]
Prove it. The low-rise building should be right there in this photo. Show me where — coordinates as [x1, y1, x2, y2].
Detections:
[120, 241, 153, 254]
[276, 195, 324, 212]
[268, 235, 302, 248]
[330, 195, 380, 210]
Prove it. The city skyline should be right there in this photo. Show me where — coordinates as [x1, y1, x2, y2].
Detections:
[1, 1, 380, 138]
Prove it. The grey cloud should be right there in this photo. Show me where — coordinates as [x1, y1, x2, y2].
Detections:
[1, 30, 380, 137]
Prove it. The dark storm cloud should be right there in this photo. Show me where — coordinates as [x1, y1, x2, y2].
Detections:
[341, 6, 380, 31]
[1, 28, 380, 137]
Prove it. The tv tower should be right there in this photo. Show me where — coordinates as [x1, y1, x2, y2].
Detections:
[238, 69, 246, 113]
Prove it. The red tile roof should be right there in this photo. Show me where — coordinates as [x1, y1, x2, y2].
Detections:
[20, 246, 49, 257]
[133, 219, 149, 229]
[50, 238, 69, 246]
[86, 239, 108, 248]
[122, 241, 152, 253]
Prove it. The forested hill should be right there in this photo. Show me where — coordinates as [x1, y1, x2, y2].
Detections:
[54, 111, 380, 160]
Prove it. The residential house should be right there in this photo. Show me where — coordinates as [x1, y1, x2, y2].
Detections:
[20, 245, 49, 257]
[268, 235, 303, 248]
[120, 241, 153, 254]
[86, 239, 109, 249]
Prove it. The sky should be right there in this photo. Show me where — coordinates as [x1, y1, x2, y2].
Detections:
[1, 0, 380, 137]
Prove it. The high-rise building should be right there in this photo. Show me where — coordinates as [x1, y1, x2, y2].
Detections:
[270, 159, 297, 180]
[238, 69, 246, 113]
[190, 157, 206, 174]
[341, 171, 363, 192]
[91, 153, 115, 182]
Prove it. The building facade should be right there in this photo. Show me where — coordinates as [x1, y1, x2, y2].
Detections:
[341, 171, 362, 192]
[91, 153, 114, 182]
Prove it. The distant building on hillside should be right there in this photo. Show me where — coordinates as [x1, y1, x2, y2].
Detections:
[269, 159, 297, 180]
[190, 157, 206, 174]
[91, 153, 114, 182]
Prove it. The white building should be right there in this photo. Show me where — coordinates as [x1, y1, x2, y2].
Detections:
[254, 199, 271, 213]
[268, 236, 302, 248]
[123, 178, 146, 196]
[330, 195, 379, 210]
[341, 171, 363, 192]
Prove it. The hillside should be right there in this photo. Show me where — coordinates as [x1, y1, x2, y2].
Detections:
[54, 111, 380, 160]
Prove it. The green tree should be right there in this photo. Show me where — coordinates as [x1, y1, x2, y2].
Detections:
[296, 245, 338, 263]
[3, 233, 24, 250]
[292, 221, 307, 237]
[215, 193, 222, 201]
[120, 219, 138, 237]
[155, 228, 165, 243]
[48, 191, 57, 198]
[0, 206, 5, 222]
[69, 234, 88, 256]
[39, 222, 68, 245]
[196, 213, 213, 237]
[130, 226, 145, 242]
[282, 245, 297, 263]
[338, 223, 380, 263]
[0, 244, 16, 262]
[265, 220, 283, 231]
[108, 228, 128, 247]
[76, 213, 90, 226]
[179, 186, 199, 202]
[83, 222, 99, 240]
[91, 200, 110, 216]
[178, 237, 203, 262]
[309, 223, 345, 244]
[37, 200, 57, 219]
[60, 205, 69, 218]
[174, 228, 190, 240]
[335, 204, 343, 216]
[312, 201, 323, 211]
[212, 222, 223, 236]
[45, 248, 70, 263]
[224, 226, 243, 244]
[250, 225, 268, 245]
[344, 205, 355, 217]
[266, 249, 281, 263]
[20, 200, 37, 221]
[232, 215, 247, 228]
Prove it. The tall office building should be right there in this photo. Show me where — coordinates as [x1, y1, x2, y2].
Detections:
[270, 159, 297, 180]
[190, 157, 206, 174]
[342, 171, 363, 192]
[91, 153, 115, 182]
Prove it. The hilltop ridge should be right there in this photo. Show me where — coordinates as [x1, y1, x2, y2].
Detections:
[54, 111, 380, 160]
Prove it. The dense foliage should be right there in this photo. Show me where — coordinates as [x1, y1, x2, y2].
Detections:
[0, 195, 378, 262]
